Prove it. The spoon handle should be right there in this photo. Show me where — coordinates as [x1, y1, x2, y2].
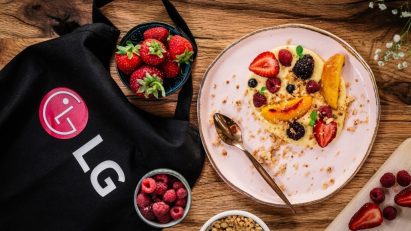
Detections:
[242, 147, 296, 214]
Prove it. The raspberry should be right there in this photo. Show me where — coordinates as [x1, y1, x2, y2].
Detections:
[154, 174, 169, 185]
[292, 54, 314, 80]
[370, 188, 385, 204]
[140, 205, 155, 221]
[266, 77, 281, 94]
[380, 172, 396, 188]
[157, 213, 171, 224]
[173, 181, 184, 190]
[152, 202, 170, 218]
[155, 182, 168, 195]
[175, 198, 187, 207]
[318, 105, 333, 120]
[278, 49, 293, 67]
[306, 80, 320, 93]
[136, 193, 151, 208]
[383, 206, 397, 220]
[141, 178, 156, 194]
[170, 206, 185, 220]
[163, 189, 177, 203]
[176, 188, 188, 199]
[253, 93, 267, 108]
[397, 170, 411, 187]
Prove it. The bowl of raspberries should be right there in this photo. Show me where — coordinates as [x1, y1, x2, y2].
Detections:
[115, 22, 195, 99]
[134, 168, 191, 228]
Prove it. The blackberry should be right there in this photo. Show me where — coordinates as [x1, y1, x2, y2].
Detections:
[292, 54, 315, 80]
[286, 84, 295, 94]
[286, 122, 305, 140]
[248, 78, 258, 88]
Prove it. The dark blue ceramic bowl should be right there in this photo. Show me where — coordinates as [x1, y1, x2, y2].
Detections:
[116, 22, 194, 97]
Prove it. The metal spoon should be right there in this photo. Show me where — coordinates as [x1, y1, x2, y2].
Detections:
[213, 113, 296, 214]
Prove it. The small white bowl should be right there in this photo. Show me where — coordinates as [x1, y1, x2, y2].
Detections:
[200, 210, 270, 231]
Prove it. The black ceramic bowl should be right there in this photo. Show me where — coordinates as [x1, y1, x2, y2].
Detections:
[116, 22, 194, 97]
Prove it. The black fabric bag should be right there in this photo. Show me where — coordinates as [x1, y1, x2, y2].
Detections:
[0, 1, 204, 230]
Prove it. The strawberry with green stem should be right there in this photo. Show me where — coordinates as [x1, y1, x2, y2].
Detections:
[140, 39, 167, 66]
[168, 35, 194, 64]
[115, 41, 141, 74]
[130, 66, 165, 99]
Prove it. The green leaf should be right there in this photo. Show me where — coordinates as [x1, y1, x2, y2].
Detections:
[260, 86, 267, 94]
[167, 32, 172, 42]
[309, 110, 317, 127]
[296, 45, 304, 59]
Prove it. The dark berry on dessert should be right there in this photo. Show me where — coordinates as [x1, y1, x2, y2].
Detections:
[380, 172, 396, 188]
[292, 54, 315, 80]
[397, 170, 411, 187]
[278, 49, 293, 66]
[369, 188, 385, 204]
[253, 92, 267, 108]
[382, 206, 397, 220]
[266, 77, 281, 93]
[306, 80, 321, 93]
[318, 105, 333, 120]
[286, 122, 305, 140]
[286, 84, 296, 94]
[248, 78, 258, 88]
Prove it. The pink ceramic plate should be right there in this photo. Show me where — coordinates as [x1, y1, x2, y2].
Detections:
[197, 24, 380, 206]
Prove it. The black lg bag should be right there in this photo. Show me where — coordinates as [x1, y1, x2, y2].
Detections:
[0, 0, 204, 230]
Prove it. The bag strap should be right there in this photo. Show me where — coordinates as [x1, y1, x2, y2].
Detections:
[92, 0, 196, 121]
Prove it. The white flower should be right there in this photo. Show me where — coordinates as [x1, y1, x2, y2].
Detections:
[378, 3, 387, 11]
[393, 52, 400, 59]
[375, 48, 382, 54]
[369, 2, 374, 8]
[392, 9, 398, 15]
[401, 11, 411, 18]
[403, 61, 408, 68]
[378, 61, 385, 66]
[374, 54, 379, 60]
[386, 42, 393, 48]
[397, 63, 404, 69]
[399, 51, 405, 58]
[393, 34, 401, 43]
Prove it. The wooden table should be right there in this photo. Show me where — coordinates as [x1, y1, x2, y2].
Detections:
[1, 0, 411, 230]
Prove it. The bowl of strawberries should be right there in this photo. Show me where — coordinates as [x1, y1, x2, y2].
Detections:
[134, 168, 191, 228]
[115, 22, 195, 99]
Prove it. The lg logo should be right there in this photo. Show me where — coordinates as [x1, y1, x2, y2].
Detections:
[39, 87, 125, 197]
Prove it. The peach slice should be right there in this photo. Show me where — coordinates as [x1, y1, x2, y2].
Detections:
[321, 54, 345, 109]
[261, 96, 313, 122]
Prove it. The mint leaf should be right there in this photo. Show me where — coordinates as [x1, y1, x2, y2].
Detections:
[309, 110, 317, 127]
[296, 45, 303, 59]
[260, 86, 267, 94]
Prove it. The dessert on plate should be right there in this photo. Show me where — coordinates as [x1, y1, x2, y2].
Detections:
[247, 45, 351, 148]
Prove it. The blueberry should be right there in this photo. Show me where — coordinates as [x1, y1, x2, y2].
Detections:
[286, 84, 296, 94]
[248, 78, 258, 88]
[286, 122, 305, 140]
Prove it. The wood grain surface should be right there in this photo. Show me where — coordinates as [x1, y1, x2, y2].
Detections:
[1, 0, 411, 230]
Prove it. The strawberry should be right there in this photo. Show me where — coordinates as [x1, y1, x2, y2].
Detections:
[140, 39, 167, 66]
[129, 65, 165, 98]
[313, 120, 337, 148]
[349, 203, 383, 231]
[168, 35, 194, 64]
[115, 41, 141, 74]
[249, 52, 280, 78]
[395, 186, 411, 207]
[160, 53, 180, 78]
[143, 27, 169, 43]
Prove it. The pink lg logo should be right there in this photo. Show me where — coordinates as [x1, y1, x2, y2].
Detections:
[39, 87, 88, 139]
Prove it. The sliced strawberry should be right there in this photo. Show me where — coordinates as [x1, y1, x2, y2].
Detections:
[349, 203, 383, 231]
[395, 186, 411, 207]
[249, 52, 279, 78]
[313, 120, 337, 148]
